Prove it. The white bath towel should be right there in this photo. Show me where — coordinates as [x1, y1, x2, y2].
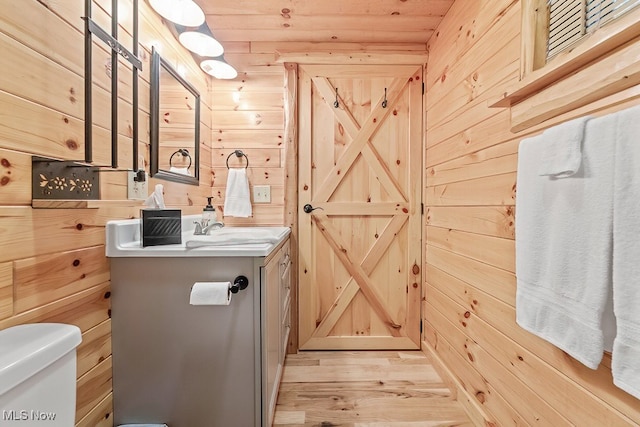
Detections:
[186, 236, 278, 248]
[515, 115, 615, 369]
[223, 168, 252, 217]
[186, 228, 280, 247]
[612, 104, 640, 399]
[537, 116, 591, 177]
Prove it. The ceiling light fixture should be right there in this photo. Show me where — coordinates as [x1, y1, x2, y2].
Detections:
[200, 56, 238, 80]
[149, 1, 237, 80]
[178, 24, 224, 58]
[149, 0, 205, 27]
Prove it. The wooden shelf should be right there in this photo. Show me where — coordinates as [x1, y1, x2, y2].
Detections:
[490, 9, 640, 109]
[32, 199, 144, 209]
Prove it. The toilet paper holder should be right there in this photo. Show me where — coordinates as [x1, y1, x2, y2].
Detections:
[229, 275, 249, 294]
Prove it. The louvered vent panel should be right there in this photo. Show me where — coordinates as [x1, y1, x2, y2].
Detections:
[547, 0, 640, 61]
[586, 0, 640, 30]
[547, 0, 586, 60]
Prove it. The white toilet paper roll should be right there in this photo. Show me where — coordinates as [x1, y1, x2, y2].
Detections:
[189, 282, 232, 305]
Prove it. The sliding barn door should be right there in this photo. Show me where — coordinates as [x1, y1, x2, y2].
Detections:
[298, 64, 423, 350]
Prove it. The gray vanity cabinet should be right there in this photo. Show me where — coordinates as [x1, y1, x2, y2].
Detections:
[262, 238, 291, 425]
[110, 236, 291, 427]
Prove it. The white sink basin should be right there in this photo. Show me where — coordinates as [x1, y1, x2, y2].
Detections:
[106, 215, 290, 257]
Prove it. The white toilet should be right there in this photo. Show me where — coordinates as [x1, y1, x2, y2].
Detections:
[0, 323, 82, 426]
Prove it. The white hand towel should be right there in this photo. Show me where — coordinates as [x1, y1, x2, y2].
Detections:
[537, 116, 591, 177]
[169, 166, 191, 176]
[515, 114, 615, 369]
[223, 168, 252, 217]
[612, 104, 640, 399]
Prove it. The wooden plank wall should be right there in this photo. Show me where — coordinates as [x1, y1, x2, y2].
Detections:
[210, 42, 429, 226]
[0, 1, 211, 425]
[424, 0, 640, 425]
[210, 43, 286, 225]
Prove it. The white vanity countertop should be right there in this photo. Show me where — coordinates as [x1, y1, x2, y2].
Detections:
[106, 215, 290, 258]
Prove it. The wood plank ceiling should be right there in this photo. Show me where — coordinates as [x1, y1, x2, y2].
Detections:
[193, 0, 454, 44]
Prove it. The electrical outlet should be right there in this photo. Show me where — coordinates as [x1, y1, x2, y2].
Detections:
[253, 185, 271, 203]
[127, 170, 148, 200]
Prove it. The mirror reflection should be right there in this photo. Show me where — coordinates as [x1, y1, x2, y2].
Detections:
[150, 47, 200, 185]
[169, 148, 192, 175]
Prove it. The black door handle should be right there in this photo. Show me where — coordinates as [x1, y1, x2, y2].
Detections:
[303, 204, 323, 214]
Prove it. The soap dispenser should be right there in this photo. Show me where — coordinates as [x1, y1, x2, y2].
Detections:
[202, 197, 217, 224]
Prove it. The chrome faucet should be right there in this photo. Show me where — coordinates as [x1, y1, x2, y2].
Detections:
[193, 220, 224, 235]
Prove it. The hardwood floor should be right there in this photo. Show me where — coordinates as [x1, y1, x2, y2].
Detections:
[273, 351, 474, 427]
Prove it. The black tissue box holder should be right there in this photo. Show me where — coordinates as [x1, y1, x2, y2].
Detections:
[141, 209, 182, 247]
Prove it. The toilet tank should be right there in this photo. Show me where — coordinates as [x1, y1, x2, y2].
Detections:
[0, 323, 82, 426]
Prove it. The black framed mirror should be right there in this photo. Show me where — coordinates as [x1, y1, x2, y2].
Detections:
[150, 47, 200, 185]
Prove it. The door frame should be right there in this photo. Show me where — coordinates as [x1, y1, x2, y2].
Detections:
[282, 55, 427, 353]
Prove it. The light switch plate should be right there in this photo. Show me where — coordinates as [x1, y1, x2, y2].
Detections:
[253, 185, 271, 203]
[127, 171, 148, 200]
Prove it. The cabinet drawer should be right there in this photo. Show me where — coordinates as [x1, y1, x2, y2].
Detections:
[281, 291, 291, 323]
[281, 300, 291, 360]
[280, 255, 291, 285]
[279, 242, 291, 282]
[279, 243, 291, 315]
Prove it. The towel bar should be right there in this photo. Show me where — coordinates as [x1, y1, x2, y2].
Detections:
[226, 150, 249, 169]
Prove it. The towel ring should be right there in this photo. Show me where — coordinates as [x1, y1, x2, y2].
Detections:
[169, 148, 192, 170]
[226, 149, 249, 169]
